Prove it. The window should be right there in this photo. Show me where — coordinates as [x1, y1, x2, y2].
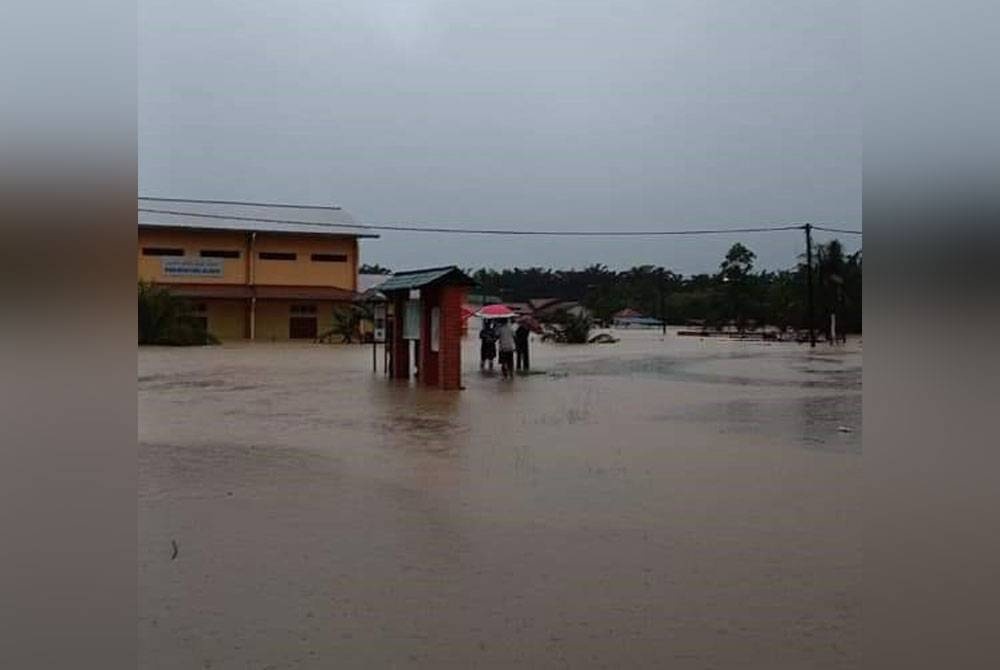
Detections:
[311, 253, 348, 262]
[142, 247, 184, 256]
[259, 251, 297, 261]
[291, 304, 317, 315]
[189, 303, 207, 313]
[200, 249, 240, 259]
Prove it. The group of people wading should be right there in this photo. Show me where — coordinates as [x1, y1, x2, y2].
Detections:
[479, 318, 530, 380]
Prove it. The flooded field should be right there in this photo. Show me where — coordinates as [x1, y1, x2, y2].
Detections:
[139, 329, 861, 669]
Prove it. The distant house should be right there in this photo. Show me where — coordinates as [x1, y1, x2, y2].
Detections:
[529, 298, 590, 321]
[466, 293, 503, 306]
[355, 273, 391, 341]
[612, 308, 663, 328]
[613, 308, 643, 320]
[357, 273, 389, 295]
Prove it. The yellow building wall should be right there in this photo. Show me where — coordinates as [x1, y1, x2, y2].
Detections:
[253, 235, 357, 290]
[206, 300, 247, 340]
[253, 300, 340, 341]
[138, 229, 359, 291]
[138, 229, 247, 284]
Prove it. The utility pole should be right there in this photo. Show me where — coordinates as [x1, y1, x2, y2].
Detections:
[804, 223, 816, 347]
[659, 271, 667, 336]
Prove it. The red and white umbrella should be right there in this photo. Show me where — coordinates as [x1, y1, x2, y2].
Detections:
[475, 304, 516, 319]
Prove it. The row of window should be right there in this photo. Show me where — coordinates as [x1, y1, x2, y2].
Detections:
[141, 248, 347, 262]
[188, 303, 318, 315]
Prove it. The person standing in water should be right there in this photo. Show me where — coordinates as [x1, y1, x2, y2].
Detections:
[479, 320, 497, 371]
[515, 320, 530, 372]
[497, 318, 516, 379]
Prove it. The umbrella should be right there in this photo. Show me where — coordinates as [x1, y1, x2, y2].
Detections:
[475, 304, 516, 319]
[517, 315, 544, 333]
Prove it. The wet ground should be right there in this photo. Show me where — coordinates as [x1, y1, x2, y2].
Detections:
[139, 329, 861, 669]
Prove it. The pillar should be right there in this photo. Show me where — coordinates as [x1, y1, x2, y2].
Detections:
[438, 285, 466, 390]
[391, 294, 409, 379]
[419, 287, 441, 387]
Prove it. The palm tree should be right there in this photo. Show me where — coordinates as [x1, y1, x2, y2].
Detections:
[718, 243, 757, 332]
[815, 240, 847, 341]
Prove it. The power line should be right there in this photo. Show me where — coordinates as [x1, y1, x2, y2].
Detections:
[139, 207, 817, 237]
[139, 196, 344, 211]
[812, 225, 863, 235]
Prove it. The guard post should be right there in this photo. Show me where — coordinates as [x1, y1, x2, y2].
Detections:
[377, 266, 475, 390]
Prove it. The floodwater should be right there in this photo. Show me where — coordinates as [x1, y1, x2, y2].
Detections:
[139, 329, 861, 669]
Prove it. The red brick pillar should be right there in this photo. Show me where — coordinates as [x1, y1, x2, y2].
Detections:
[438, 285, 466, 390]
[391, 294, 409, 379]
[419, 287, 441, 387]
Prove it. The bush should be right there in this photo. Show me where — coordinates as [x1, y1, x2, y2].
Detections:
[138, 282, 218, 346]
[321, 304, 371, 343]
[541, 309, 593, 344]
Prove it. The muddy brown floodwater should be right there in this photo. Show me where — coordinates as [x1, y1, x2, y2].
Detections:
[139, 329, 861, 669]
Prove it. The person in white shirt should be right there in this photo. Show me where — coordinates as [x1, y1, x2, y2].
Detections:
[496, 318, 516, 379]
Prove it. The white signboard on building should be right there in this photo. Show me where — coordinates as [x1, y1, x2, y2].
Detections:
[373, 304, 386, 343]
[430, 307, 440, 352]
[403, 299, 422, 340]
[162, 257, 224, 277]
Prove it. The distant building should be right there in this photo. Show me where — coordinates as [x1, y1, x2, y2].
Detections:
[357, 272, 390, 295]
[528, 298, 590, 321]
[138, 198, 378, 340]
[612, 308, 663, 328]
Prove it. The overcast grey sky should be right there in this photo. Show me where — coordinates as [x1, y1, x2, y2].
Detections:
[139, 0, 860, 275]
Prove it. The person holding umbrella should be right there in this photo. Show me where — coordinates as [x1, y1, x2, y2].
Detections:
[475, 304, 515, 373]
[479, 319, 497, 371]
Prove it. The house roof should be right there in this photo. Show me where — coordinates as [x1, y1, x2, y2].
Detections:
[376, 266, 477, 293]
[616, 316, 663, 325]
[138, 197, 380, 238]
[533, 299, 582, 316]
[357, 273, 389, 293]
[528, 298, 561, 311]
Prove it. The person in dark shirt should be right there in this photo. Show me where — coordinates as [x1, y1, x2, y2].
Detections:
[515, 321, 530, 372]
[479, 320, 497, 371]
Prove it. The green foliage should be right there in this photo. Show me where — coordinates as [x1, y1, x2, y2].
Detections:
[358, 263, 392, 275]
[326, 304, 371, 343]
[812, 242, 862, 337]
[544, 309, 593, 343]
[469, 240, 862, 334]
[138, 282, 218, 345]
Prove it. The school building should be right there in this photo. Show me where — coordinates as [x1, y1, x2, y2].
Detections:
[138, 198, 378, 340]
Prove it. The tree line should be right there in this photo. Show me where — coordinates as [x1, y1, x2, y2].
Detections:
[464, 240, 862, 335]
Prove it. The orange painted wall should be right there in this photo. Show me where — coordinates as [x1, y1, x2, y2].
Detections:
[252, 235, 357, 290]
[138, 228, 358, 290]
[138, 229, 247, 284]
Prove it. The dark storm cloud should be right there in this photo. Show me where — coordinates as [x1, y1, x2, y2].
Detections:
[139, 0, 860, 274]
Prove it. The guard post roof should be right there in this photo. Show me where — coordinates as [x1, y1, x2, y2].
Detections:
[375, 266, 477, 294]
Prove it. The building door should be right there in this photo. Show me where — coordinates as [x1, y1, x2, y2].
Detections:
[289, 303, 318, 339]
[289, 316, 317, 339]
